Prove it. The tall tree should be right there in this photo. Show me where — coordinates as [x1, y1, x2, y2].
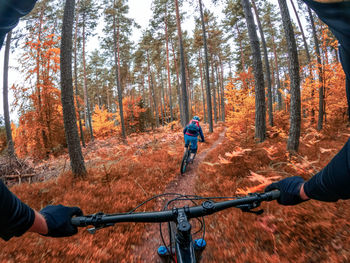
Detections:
[73, 0, 86, 147]
[164, 5, 174, 122]
[278, 0, 301, 152]
[174, 0, 189, 125]
[290, 0, 311, 63]
[79, 0, 98, 140]
[103, 0, 136, 138]
[308, 7, 324, 131]
[262, 1, 283, 110]
[61, 0, 87, 177]
[251, 0, 273, 127]
[241, 0, 266, 142]
[3, 31, 15, 158]
[199, 0, 213, 132]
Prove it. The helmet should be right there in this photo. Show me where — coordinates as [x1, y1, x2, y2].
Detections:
[193, 116, 200, 121]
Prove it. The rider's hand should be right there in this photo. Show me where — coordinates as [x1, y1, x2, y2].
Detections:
[40, 205, 83, 237]
[265, 176, 309, 206]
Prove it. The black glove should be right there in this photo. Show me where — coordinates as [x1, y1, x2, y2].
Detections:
[40, 205, 83, 237]
[265, 176, 307, 206]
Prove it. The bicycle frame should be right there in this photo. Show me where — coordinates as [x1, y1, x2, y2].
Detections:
[71, 191, 280, 263]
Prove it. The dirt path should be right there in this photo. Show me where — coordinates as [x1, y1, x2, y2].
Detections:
[133, 128, 226, 262]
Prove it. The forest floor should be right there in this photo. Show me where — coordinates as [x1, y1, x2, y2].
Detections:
[1, 120, 350, 262]
[134, 127, 227, 262]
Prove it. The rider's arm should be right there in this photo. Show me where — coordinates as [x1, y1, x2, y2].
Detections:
[0, 180, 36, 241]
[183, 126, 187, 135]
[300, 0, 350, 202]
[0, 0, 38, 49]
[266, 0, 350, 205]
[0, 180, 83, 240]
[199, 126, 205, 142]
[303, 139, 350, 202]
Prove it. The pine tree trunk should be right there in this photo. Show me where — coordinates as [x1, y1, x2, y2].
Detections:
[199, 0, 213, 132]
[164, 15, 173, 122]
[160, 73, 165, 125]
[211, 62, 218, 123]
[215, 63, 221, 120]
[278, 0, 301, 152]
[73, 0, 85, 147]
[171, 39, 184, 124]
[308, 7, 324, 131]
[113, 9, 126, 138]
[174, 0, 189, 126]
[198, 51, 207, 123]
[271, 30, 283, 110]
[3, 31, 15, 158]
[82, 13, 94, 141]
[219, 58, 225, 122]
[150, 72, 159, 127]
[251, 0, 273, 127]
[241, 0, 266, 142]
[290, 0, 311, 63]
[61, 0, 86, 177]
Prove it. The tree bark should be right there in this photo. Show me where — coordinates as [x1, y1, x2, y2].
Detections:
[112, 6, 126, 138]
[164, 14, 173, 122]
[278, 0, 301, 152]
[174, 0, 189, 126]
[199, 0, 213, 132]
[211, 62, 218, 123]
[3, 31, 15, 158]
[198, 50, 207, 123]
[61, 0, 86, 177]
[290, 0, 311, 63]
[251, 0, 273, 127]
[171, 38, 184, 124]
[241, 0, 266, 142]
[308, 7, 324, 131]
[73, 0, 85, 147]
[82, 13, 94, 140]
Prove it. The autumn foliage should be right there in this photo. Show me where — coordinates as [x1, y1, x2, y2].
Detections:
[12, 32, 65, 159]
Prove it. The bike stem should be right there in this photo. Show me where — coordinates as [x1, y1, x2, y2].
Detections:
[173, 207, 197, 263]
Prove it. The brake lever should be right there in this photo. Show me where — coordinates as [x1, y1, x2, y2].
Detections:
[87, 223, 115, 234]
[236, 198, 264, 215]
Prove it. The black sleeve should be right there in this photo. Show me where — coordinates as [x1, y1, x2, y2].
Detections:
[300, 1, 350, 202]
[0, 180, 35, 241]
[0, 0, 38, 49]
[304, 139, 350, 202]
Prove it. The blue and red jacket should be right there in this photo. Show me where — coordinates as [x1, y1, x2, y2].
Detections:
[183, 120, 205, 142]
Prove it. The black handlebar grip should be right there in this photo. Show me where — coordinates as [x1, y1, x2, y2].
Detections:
[266, 190, 280, 200]
[71, 216, 84, 227]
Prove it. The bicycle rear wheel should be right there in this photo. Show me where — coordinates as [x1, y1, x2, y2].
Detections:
[180, 150, 189, 174]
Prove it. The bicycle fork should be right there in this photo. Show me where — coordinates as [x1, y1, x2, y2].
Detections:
[157, 208, 206, 263]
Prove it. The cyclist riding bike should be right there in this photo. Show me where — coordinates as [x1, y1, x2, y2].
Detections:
[183, 116, 205, 163]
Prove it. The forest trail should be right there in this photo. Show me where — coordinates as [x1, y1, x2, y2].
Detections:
[134, 127, 226, 262]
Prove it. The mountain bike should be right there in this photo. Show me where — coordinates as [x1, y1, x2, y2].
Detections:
[181, 139, 203, 175]
[71, 190, 280, 263]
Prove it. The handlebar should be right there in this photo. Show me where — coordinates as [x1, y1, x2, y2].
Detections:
[71, 191, 280, 228]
